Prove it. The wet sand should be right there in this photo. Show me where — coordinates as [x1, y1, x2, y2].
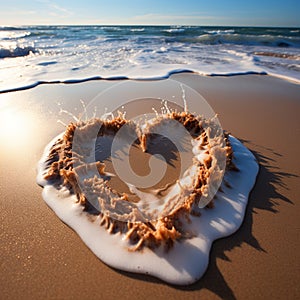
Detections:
[1, 74, 299, 299]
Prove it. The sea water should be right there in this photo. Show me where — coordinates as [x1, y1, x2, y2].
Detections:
[0, 25, 299, 92]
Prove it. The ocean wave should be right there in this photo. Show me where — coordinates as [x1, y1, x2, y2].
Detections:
[205, 29, 235, 34]
[183, 33, 300, 47]
[163, 28, 185, 33]
[0, 26, 25, 31]
[100, 26, 122, 32]
[0, 31, 31, 40]
[0, 46, 38, 58]
[130, 28, 145, 32]
[27, 31, 56, 38]
[0, 25, 299, 90]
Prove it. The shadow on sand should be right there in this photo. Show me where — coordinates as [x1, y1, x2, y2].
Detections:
[114, 138, 297, 299]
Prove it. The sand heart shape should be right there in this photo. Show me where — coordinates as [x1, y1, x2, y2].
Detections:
[40, 111, 233, 251]
[37, 109, 258, 284]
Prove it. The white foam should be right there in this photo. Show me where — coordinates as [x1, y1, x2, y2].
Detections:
[1, 25, 299, 93]
[37, 135, 258, 285]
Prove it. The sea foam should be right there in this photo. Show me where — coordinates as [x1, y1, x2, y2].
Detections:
[37, 134, 258, 285]
[0, 25, 299, 93]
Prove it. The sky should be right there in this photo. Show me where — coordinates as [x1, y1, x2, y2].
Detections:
[1, 0, 299, 27]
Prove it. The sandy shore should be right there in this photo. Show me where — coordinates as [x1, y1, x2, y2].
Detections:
[1, 74, 299, 299]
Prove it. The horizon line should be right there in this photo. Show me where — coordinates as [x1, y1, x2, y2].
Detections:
[1, 24, 299, 28]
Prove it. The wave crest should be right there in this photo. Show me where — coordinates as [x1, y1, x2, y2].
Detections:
[0, 46, 38, 58]
[176, 33, 299, 48]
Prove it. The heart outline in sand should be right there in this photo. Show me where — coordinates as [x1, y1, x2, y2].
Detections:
[70, 80, 227, 223]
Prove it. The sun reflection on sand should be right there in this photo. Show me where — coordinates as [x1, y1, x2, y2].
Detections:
[0, 105, 38, 158]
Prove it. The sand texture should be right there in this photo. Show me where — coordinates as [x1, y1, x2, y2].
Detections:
[0, 74, 299, 299]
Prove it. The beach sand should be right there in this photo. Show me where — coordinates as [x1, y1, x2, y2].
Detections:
[0, 74, 299, 299]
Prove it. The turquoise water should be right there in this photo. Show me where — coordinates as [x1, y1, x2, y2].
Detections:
[0, 25, 299, 91]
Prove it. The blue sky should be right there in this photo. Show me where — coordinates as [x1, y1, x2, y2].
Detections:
[1, 0, 299, 27]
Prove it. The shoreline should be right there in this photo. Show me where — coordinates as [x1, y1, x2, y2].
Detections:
[0, 73, 299, 299]
[0, 71, 299, 95]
